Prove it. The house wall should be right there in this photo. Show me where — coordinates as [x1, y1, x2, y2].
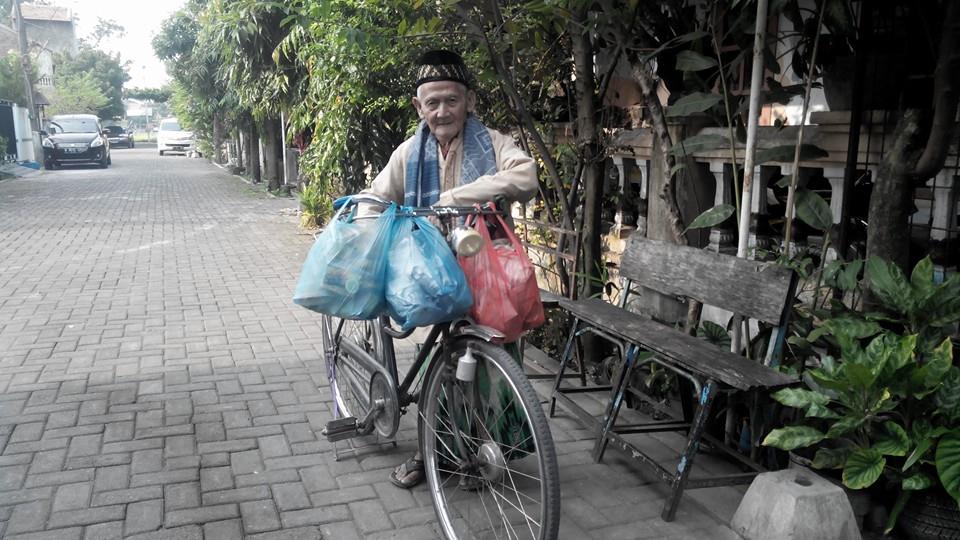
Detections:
[24, 18, 77, 87]
[12, 103, 35, 162]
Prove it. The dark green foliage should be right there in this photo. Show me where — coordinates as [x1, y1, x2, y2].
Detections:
[763, 256, 960, 532]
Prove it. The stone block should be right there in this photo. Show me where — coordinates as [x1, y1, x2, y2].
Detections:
[730, 469, 861, 540]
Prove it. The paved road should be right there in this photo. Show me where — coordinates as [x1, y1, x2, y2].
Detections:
[0, 148, 743, 539]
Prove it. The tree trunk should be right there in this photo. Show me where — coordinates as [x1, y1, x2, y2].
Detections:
[212, 112, 225, 164]
[632, 62, 688, 247]
[262, 117, 282, 190]
[914, 0, 960, 180]
[248, 121, 261, 183]
[632, 61, 702, 334]
[570, 13, 604, 299]
[866, 109, 925, 274]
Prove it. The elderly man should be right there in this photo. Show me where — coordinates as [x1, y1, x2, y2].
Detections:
[366, 49, 538, 489]
[365, 49, 537, 210]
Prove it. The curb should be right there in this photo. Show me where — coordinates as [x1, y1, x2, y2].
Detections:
[209, 160, 280, 199]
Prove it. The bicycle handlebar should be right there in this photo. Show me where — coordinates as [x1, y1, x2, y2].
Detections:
[334, 194, 505, 218]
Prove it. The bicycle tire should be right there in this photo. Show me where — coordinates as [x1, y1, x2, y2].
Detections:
[420, 337, 560, 540]
[321, 314, 381, 432]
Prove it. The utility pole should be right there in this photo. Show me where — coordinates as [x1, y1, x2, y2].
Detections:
[14, 0, 37, 130]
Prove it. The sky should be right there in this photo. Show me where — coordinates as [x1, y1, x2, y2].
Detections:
[59, 0, 187, 88]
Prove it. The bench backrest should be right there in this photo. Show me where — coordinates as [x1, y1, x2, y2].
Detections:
[619, 236, 796, 327]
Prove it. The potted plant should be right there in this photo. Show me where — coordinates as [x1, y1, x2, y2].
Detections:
[763, 256, 960, 537]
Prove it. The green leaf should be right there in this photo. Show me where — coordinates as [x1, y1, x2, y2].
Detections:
[823, 317, 882, 357]
[641, 30, 710, 62]
[886, 333, 917, 375]
[823, 0, 855, 36]
[696, 320, 731, 347]
[937, 431, 960, 501]
[684, 204, 735, 232]
[755, 144, 829, 165]
[843, 362, 878, 389]
[904, 444, 933, 473]
[675, 50, 718, 71]
[670, 163, 686, 176]
[794, 188, 833, 232]
[813, 447, 852, 469]
[874, 422, 910, 457]
[866, 256, 913, 314]
[771, 387, 830, 409]
[934, 367, 960, 422]
[775, 174, 793, 188]
[925, 274, 960, 327]
[806, 403, 841, 419]
[667, 92, 723, 117]
[885, 490, 912, 534]
[843, 448, 885, 489]
[903, 473, 935, 490]
[810, 367, 848, 392]
[762, 426, 826, 451]
[826, 416, 864, 438]
[822, 260, 843, 288]
[838, 259, 863, 291]
[910, 257, 936, 303]
[667, 134, 729, 157]
[919, 338, 954, 388]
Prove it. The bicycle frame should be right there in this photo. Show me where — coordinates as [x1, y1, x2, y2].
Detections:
[332, 315, 504, 416]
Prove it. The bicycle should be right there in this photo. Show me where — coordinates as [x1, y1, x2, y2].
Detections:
[318, 195, 560, 540]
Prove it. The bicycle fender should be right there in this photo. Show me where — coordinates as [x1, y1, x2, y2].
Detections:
[450, 321, 506, 344]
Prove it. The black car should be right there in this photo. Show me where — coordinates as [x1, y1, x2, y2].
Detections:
[42, 114, 111, 169]
[103, 125, 134, 148]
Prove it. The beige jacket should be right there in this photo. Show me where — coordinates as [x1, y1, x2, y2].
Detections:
[365, 127, 538, 207]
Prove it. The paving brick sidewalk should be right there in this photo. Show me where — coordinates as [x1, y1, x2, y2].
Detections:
[0, 150, 744, 539]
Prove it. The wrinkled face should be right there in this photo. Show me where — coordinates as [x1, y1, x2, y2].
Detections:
[413, 80, 476, 145]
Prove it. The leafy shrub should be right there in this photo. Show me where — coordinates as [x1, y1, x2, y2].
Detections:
[763, 256, 960, 532]
[298, 181, 332, 229]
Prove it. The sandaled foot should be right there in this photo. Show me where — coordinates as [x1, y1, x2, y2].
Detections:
[390, 456, 425, 489]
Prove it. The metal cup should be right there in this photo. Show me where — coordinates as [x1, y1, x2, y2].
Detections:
[451, 226, 483, 257]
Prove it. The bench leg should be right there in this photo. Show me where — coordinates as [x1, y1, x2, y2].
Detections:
[592, 345, 637, 462]
[661, 379, 717, 522]
[549, 317, 581, 418]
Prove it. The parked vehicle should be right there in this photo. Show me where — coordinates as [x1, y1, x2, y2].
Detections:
[41, 114, 111, 169]
[103, 125, 134, 148]
[156, 117, 194, 156]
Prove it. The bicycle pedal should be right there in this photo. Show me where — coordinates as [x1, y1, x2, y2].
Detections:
[322, 417, 359, 442]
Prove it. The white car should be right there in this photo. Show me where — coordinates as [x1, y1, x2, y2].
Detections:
[157, 118, 195, 156]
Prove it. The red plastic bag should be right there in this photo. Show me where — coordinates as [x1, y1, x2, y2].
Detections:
[458, 210, 544, 342]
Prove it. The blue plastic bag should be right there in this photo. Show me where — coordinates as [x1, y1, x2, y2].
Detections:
[385, 215, 473, 331]
[293, 201, 396, 319]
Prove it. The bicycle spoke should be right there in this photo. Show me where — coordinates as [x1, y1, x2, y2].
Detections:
[498, 452, 540, 538]
[489, 481, 541, 536]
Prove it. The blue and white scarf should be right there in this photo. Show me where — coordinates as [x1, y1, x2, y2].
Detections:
[403, 116, 497, 207]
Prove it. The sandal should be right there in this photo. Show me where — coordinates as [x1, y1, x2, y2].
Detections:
[390, 456, 425, 489]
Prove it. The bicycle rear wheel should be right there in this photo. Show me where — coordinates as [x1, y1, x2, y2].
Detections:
[420, 337, 560, 540]
[321, 315, 384, 434]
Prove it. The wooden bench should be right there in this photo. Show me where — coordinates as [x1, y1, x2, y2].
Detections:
[549, 235, 798, 521]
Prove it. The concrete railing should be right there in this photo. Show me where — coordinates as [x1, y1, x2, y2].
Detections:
[573, 111, 960, 274]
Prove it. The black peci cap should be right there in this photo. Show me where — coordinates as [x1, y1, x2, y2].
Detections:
[414, 49, 472, 90]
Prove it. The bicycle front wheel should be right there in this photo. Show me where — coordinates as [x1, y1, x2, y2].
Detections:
[420, 338, 560, 540]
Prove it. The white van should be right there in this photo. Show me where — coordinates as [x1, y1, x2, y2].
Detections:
[156, 117, 195, 156]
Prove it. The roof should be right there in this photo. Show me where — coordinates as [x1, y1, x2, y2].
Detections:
[20, 4, 73, 22]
